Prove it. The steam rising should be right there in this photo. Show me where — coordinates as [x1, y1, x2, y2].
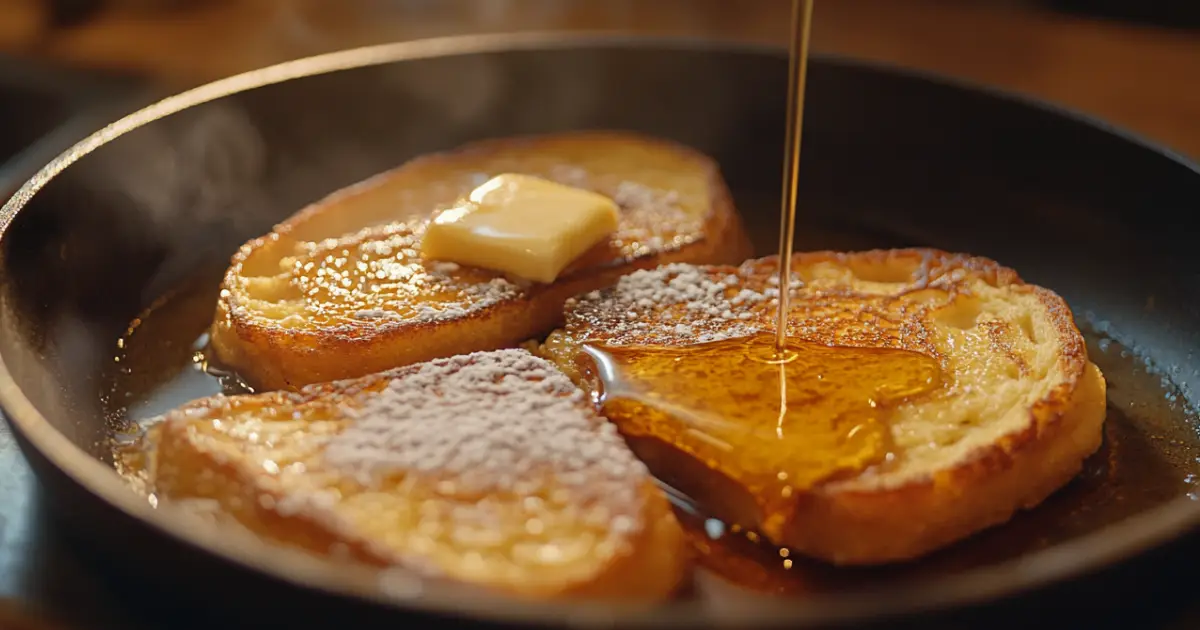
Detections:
[68, 102, 271, 302]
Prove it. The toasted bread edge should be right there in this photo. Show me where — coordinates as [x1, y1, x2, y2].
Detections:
[780, 284, 1107, 565]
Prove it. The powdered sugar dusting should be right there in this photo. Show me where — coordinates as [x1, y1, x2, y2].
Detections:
[566, 263, 769, 345]
[561, 262, 811, 347]
[610, 182, 702, 259]
[323, 349, 649, 500]
[613, 181, 681, 215]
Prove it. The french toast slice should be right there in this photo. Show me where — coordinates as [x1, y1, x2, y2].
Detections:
[145, 349, 688, 601]
[210, 132, 752, 391]
[541, 249, 1107, 565]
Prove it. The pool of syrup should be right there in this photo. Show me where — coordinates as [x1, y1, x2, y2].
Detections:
[102, 225, 1200, 602]
[583, 333, 941, 542]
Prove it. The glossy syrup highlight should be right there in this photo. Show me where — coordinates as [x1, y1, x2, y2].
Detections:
[582, 332, 941, 540]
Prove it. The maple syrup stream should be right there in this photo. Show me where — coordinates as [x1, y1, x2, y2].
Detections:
[774, 0, 815, 355]
[768, 0, 814, 459]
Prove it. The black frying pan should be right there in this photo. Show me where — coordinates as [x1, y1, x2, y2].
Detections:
[2, 34, 1200, 630]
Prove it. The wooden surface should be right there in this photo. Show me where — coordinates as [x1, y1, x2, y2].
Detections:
[0, 0, 1197, 158]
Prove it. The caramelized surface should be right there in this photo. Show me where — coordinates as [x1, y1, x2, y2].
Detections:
[275, 221, 515, 329]
[236, 137, 713, 330]
[212, 132, 752, 389]
[583, 333, 941, 539]
[543, 249, 1107, 564]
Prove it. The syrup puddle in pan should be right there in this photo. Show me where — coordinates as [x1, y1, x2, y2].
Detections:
[102, 245, 1200, 601]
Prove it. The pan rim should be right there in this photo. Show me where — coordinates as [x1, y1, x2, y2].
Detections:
[1, 30, 1199, 628]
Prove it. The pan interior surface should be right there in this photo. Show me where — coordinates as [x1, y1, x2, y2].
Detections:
[2, 37, 1200, 626]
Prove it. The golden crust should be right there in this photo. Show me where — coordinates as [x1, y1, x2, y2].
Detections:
[147, 349, 689, 601]
[543, 248, 1106, 564]
[210, 132, 752, 391]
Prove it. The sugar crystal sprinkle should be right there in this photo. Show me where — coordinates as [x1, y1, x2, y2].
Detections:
[323, 349, 650, 500]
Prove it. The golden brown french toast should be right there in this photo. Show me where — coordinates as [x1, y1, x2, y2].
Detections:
[211, 132, 752, 391]
[541, 249, 1107, 565]
[144, 349, 688, 601]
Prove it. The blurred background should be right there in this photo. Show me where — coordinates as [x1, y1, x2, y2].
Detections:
[0, 0, 1196, 165]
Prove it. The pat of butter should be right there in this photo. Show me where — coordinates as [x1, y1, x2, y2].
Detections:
[421, 173, 620, 283]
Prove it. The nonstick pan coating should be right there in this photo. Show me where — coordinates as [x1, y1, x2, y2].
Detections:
[2, 34, 1200, 629]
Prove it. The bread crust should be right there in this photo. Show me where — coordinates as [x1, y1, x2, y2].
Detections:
[544, 249, 1107, 564]
[210, 132, 752, 391]
[147, 349, 690, 601]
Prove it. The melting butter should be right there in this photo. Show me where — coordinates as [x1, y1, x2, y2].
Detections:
[421, 173, 620, 283]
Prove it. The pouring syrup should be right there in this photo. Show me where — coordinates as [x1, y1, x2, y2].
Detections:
[581, 0, 945, 560]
